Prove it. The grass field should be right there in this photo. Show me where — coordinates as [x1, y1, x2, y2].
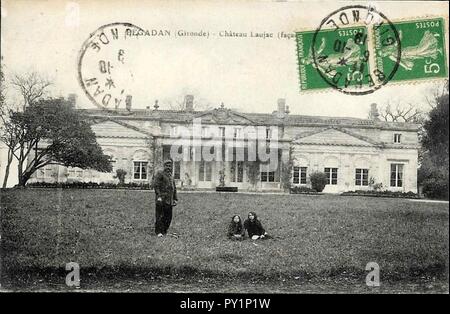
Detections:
[0, 189, 448, 293]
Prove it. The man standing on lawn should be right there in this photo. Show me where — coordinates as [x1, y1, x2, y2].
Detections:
[153, 159, 178, 237]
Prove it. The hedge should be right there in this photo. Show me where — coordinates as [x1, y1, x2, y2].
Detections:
[25, 181, 152, 190]
[341, 190, 420, 199]
[290, 186, 320, 194]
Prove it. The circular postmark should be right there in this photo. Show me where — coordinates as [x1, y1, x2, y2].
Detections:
[77, 22, 145, 111]
[311, 5, 401, 95]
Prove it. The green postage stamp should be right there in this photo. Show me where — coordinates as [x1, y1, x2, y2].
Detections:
[296, 26, 371, 91]
[296, 13, 448, 93]
[374, 17, 448, 83]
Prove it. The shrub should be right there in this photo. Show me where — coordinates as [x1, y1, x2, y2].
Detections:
[218, 169, 226, 187]
[281, 161, 293, 192]
[422, 177, 449, 200]
[371, 182, 384, 191]
[290, 186, 317, 194]
[114, 169, 127, 185]
[341, 190, 420, 199]
[309, 172, 328, 192]
[26, 181, 151, 190]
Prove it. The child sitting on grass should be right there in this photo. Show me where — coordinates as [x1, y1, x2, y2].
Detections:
[244, 211, 269, 240]
[227, 215, 245, 240]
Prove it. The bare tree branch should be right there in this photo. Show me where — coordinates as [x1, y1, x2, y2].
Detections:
[379, 102, 424, 123]
[10, 72, 52, 109]
[163, 93, 214, 111]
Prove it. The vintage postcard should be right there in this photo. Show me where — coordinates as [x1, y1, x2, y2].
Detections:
[0, 0, 448, 301]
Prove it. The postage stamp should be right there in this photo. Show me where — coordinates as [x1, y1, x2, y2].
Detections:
[374, 17, 448, 83]
[296, 26, 371, 91]
[296, 5, 402, 95]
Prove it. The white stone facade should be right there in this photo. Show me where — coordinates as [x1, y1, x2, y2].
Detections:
[27, 99, 419, 193]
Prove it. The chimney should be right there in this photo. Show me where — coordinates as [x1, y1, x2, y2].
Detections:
[277, 98, 286, 118]
[68, 93, 77, 108]
[285, 105, 290, 115]
[369, 103, 380, 121]
[125, 95, 132, 111]
[185, 95, 194, 112]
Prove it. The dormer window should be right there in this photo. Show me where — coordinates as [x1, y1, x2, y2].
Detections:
[394, 133, 401, 143]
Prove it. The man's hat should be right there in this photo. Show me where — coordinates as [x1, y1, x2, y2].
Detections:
[163, 159, 173, 165]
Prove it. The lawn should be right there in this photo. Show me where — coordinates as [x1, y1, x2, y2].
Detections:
[0, 189, 448, 293]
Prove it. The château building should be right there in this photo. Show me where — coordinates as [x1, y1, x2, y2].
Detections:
[28, 95, 419, 193]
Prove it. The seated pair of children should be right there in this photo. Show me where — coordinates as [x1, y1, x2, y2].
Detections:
[227, 212, 269, 240]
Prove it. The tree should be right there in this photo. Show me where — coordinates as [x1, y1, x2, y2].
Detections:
[375, 101, 428, 163]
[1, 71, 52, 187]
[114, 169, 127, 185]
[280, 147, 294, 192]
[6, 98, 112, 186]
[218, 168, 226, 187]
[162, 92, 213, 111]
[0, 61, 18, 188]
[0, 58, 5, 115]
[0, 110, 22, 188]
[309, 172, 328, 192]
[422, 86, 449, 159]
[419, 82, 449, 199]
[10, 72, 51, 110]
[378, 102, 424, 123]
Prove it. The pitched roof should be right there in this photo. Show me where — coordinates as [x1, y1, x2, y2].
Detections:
[78, 106, 419, 131]
[293, 126, 381, 147]
[90, 118, 154, 138]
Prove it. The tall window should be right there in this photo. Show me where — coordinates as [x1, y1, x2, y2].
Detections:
[173, 161, 181, 180]
[324, 167, 338, 185]
[355, 168, 369, 186]
[266, 127, 272, 139]
[162, 145, 171, 160]
[394, 133, 402, 143]
[390, 164, 403, 187]
[199, 161, 212, 181]
[230, 161, 244, 183]
[261, 171, 275, 182]
[260, 164, 277, 182]
[133, 161, 148, 180]
[293, 167, 307, 184]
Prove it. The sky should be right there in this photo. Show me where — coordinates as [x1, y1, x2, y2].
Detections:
[1, 0, 448, 118]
